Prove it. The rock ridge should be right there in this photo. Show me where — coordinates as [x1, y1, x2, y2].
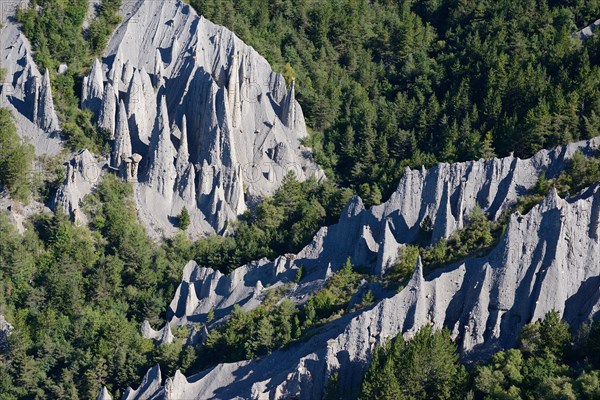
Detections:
[81, 0, 324, 238]
[121, 180, 600, 400]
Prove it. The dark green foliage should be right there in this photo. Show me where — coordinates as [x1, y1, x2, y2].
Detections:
[359, 325, 466, 400]
[386, 245, 420, 287]
[386, 206, 503, 289]
[0, 175, 193, 399]
[518, 151, 600, 214]
[294, 265, 306, 282]
[200, 296, 300, 365]
[421, 205, 501, 271]
[322, 372, 345, 400]
[178, 207, 190, 231]
[519, 310, 572, 358]
[168, 173, 352, 274]
[302, 258, 365, 328]
[188, 0, 600, 201]
[198, 259, 367, 368]
[199, 299, 298, 363]
[17, 0, 122, 152]
[361, 311, 600, 400]
[88, 0, 123, 55]
[472, 310, 583, 399]
[0, 109, 34, 202]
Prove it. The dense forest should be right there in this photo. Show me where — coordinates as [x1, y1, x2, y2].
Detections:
[192, 0, 600, 202]
[1, 0, 600, 398]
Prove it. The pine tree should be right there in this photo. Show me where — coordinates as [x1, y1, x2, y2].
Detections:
[397, 325, 465, 400]
[481, 131, 497, 159]
[178, 207, 190, 230]
[359, 342, 403, 400]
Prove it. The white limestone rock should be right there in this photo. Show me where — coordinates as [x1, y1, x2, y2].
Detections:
[151, 137, 600, 333]
[52, 150, 104, 225]
[82, 58, 105, 115]
[0, 315, 13, 353]
[121, 182, 600, 399]
[574, 18, 600, 39]
[98, 82, 118, 137]
[36, 69, 60, 132]
[145, 95, 177, 201]
[141, 320, 174, 345]
[111, 100, 132, 171]
[0, 8, 61, 155]
[95, 386, 112, 400]
[80, 0, 323, 238]
[122, 365, 163, 400]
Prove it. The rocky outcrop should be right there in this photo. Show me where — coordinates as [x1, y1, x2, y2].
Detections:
[118, 181, 600, 400]
[166, 259, 281, 325]
[0, 12, 62, 155]
[280, 78, 305, 133]
[52, 150, 104, 225]
[122, 365, 163, 400]
[81, 0, 323, 238]
[0, 315, 13, 353]
[157, 137, 600, 330]
[82, 58, 105, 114]
[111, 100, 132, 171]
[575, 18, 600, 39]
[98, 82, 118, 137]
[141, 321, 174, 345]
[36, 69, 60, 132]
[19, 62, 60, 133]
[95, 386, 112, 400]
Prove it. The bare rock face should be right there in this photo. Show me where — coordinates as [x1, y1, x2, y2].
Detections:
[52, 150, 104, 225]
[81, 0, 323, 238]
[0, 315, 13, 353]
[98, 82, 118, 137]
[95, 386, 112, 400]
[118, 181, 600, 400]
[166, 260, 278, 325]
[36, 69, 60, 132]
[0, 12, 62, 156]
[575, 18, 600, 39]
[156, 137, 600, 332]
[111, 100, 132, 171]
[122, 365, 163, 400]
[117, 136, 600, 399]
[140, 320, 174, 345]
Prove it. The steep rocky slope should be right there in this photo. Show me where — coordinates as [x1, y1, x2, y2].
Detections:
[51, 149, 105, 225]
[0, 1, 62, 156]
[122, 180, 600, 400]
[154, 137, 599, 330]
[80, 0, 322, 238]
[119, 137, 600, 399]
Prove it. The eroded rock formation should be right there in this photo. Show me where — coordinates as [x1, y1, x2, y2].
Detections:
[119, 181, 600, 400]
[52, 149, 104, 225]
[0, 315, 13, 353]
[0, 7, 62, 155]
[158, 137, 600, 330]
[80, 0, 323, 238]
[117, 135, 600, 399]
